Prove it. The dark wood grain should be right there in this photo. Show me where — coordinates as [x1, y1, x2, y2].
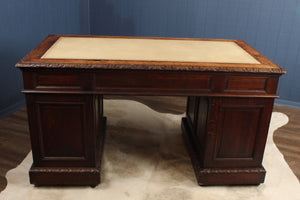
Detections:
[15, 35, 286, 74]
[0, 98, 299, 191]
[183, 97, 274, 185]
[26, 94, 105, 186]
[14, 35, 285, 186]
[21, 68, 280, 98]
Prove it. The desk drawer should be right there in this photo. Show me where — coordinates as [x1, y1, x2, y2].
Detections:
[95, 70, 213, 95]
[22, 70, 279, 97]
[223, 75, 278, 95]
[22, 70, 87, 91]
[225, 76, 267, 92]
[37, 74, 79, 87]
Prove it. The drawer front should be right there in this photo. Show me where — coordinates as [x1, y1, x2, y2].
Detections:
[222, 75, 279, 96]
[37, 74, 79, 87]
[95, 70, 213, 95]
[22, 69, 279, 97]
[22, 70, 91, 91]
[225, 76, 267, 93]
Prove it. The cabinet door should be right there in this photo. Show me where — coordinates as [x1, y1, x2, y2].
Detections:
[26, 94, 100, 167]
[204, 98, 274, 168]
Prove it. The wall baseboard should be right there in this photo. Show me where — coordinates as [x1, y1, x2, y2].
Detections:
[0, 99, 26, 119]
[275, 99, 300, 109]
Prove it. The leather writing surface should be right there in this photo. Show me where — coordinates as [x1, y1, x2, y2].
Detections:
[41, 37, 260, 64]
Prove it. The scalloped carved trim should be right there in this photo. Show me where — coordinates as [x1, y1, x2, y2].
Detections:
[30, 167, 100, 173]
[199, 167, 266, 174]
[16, 62, 285, 74]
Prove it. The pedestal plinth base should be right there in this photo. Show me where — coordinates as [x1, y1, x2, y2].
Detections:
[29, 166, 101, 187]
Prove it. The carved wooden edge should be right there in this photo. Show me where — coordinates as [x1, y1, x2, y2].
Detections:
[29, 166, 100, 173]
[29, 165, 101, 187]
[15, 61, 285, 74]
[199, 167, 266, 174]
[15, 34, 286, 74]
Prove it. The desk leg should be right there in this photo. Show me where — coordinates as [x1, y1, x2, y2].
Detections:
[26, 94, 106, 187]
[182, 97, 274, 185]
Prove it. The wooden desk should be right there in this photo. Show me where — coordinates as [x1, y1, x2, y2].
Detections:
[16, 35, 285, 186]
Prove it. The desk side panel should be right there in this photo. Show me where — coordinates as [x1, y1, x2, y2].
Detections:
[183, 97, 274, 185]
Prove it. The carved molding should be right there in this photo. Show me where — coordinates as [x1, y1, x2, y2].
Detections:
[16, 61, 285, 74]
[30, 167, 100, 174]
[199, 167, 266, 174]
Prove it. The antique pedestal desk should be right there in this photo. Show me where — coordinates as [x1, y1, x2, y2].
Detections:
[15, 35, 285, 187]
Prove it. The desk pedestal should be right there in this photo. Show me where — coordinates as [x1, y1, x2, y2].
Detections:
[182, 97, 273, 185]
[26, 94, 106, 187]
[26, 93, 273, 186]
